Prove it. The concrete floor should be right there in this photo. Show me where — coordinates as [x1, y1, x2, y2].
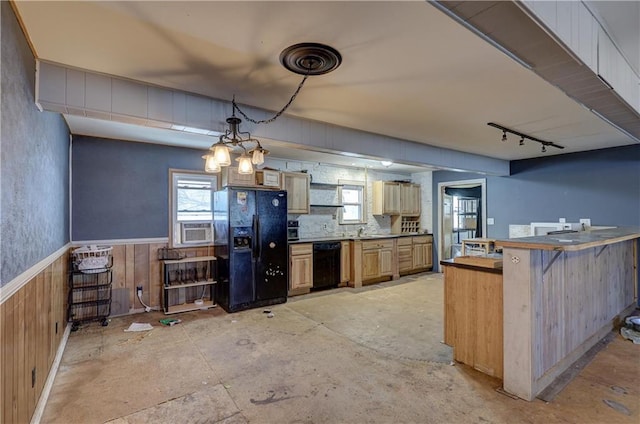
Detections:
[42, 273, 639, 424]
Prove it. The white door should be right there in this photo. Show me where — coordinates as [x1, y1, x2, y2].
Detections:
[437, 178, 487, 272]
[442, 192, 453, 260]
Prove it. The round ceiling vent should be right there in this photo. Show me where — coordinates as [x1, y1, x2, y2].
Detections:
[280, 43, 342, 76]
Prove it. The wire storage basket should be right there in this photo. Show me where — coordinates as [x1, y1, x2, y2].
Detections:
[72, 245, 113, 273]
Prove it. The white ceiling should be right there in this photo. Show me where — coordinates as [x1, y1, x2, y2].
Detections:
[13, 1, 640, 171]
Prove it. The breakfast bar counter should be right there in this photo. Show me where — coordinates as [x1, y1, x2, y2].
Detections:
[495, 227, 639, 400]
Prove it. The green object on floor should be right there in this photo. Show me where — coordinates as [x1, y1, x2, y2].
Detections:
[159, 318, 181, 326]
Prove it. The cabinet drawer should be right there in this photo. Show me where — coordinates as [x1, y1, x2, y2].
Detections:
[412, 235, 432, 244]
[397, 237, 412, 246]
[290, 243, 313, 255]
[361, 239, 394, 250]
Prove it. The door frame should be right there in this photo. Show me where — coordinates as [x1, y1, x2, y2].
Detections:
[436, 178, 487, 272]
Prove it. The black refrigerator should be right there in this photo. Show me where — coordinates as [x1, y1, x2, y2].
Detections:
[213, 188, 288, 312]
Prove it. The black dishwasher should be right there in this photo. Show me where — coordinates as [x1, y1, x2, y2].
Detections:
[313, 242, 341, 289]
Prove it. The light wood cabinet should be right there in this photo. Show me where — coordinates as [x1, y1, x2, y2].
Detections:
[401, 183, 421, 216]
[224, 166, 256, 187]
[397, 237, 413, 274]
[373, 181, 421, 234]
[361, 239, 394, 281]
[282, 172, 310, 214]
[340, 241, 350, 284]
[379, 247, 393, 276]
[255, 170, 281, 187]
[372, 181, 401, 215]
[398, 235, 433, 275]
[362, 249, 381, 280]
[289, 244, 312, 294]
[412, 235, 433, 270]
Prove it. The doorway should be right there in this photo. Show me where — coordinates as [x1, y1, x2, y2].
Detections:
[436, 178, 486, 271]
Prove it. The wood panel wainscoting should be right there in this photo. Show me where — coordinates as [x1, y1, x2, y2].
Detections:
[108, 242, 215, 313]
[1, 250, 68, 424]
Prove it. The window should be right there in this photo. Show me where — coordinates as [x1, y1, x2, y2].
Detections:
[169, 169, 217, 248]
[339, 180, 365, 224]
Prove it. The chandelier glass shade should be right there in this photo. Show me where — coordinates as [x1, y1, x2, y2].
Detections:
[213, 143, 232, 166]
[236, 154, 254, 175]
[203, 152, 221, 173]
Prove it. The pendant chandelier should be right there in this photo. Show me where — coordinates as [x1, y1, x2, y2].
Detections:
[203, 43, 342, 174]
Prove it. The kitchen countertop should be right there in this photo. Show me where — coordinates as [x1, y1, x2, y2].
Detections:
[439, 257, 503, 274]
[289, 233, 432, 244]
[495, 227, 640, 251]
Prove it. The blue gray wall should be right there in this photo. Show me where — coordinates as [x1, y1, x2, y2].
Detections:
[1, 2, 70, 286]
[71, 136, 206, 240]
[432, 144, 640, 258]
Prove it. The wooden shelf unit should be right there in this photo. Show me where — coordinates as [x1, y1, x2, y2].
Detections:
[162, 256, 217, 314]
[462, 238, 495, 256]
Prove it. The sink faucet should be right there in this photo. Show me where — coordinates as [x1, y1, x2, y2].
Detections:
[357, 227, 365, 237]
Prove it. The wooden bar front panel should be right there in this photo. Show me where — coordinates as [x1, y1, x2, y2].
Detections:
[443, 264, 503, 379]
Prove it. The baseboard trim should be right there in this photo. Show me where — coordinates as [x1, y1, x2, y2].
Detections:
[0, 243, 71, 305]
[30, 323, 72, 424]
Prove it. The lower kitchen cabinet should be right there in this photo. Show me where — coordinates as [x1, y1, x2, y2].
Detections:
[398, 235, 433, 275]
[412, 235, 433, 271]
[361, 239, 394, 282]
[397, 237, 413, 274]
[340, 241, 350, 284]
[289, 243, 313, 294]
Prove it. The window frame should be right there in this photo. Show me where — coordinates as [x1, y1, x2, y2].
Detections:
[169, 169, 218, 248]
[338, 179, 366, 225]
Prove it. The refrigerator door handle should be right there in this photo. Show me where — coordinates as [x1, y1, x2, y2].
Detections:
[252, 214, 260, 259]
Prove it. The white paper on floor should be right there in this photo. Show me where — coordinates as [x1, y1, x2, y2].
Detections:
[124, 322, 154, 332]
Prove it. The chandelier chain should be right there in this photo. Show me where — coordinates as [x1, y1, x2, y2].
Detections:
[232, 74, 309, 125]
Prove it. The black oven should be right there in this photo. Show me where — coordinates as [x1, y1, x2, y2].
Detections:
[287, 220, 299, 241]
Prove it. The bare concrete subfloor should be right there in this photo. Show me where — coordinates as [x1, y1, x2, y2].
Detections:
[42, 273, 639, 424]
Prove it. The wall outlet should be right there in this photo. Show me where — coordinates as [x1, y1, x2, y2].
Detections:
[559, 218, 566, 223]
[487, 218, 495, 225]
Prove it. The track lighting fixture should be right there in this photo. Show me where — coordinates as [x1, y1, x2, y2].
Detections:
[204, 43, 342, 174]
[487, 122, 564, 152]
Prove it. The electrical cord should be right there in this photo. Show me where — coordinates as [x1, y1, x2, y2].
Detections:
[137, 288, 152, 313]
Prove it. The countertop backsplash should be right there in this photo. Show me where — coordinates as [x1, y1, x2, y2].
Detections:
[264, 157, 432, 239]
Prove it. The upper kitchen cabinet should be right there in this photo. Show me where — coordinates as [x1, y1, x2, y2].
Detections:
[372, 181, 401, 215]
[372, 181, 421, 216]
[282, 172, 310, 214]
[401, 183, 421, 216]
[222, 166, 256, 187]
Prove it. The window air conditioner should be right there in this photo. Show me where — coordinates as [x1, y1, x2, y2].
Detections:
[181, 222, 213, 244]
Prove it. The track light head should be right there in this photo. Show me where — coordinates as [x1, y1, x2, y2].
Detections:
[519, 136, 525, 146]
[501, 131, 507, 142]
[541, 145, 547, 153]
